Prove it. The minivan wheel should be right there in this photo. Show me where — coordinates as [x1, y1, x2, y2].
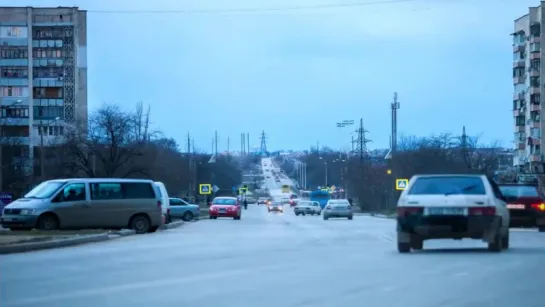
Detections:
[130, 215, 151, 234]
[182, 211, 194, 222]
[37, 213, 60, 231]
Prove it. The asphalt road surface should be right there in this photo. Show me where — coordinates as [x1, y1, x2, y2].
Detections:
[1, 205, 545, 307]
[1, 158, 544, 306]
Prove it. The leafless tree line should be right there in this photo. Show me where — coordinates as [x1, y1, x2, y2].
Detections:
[1, 102, 242, 198]
[280, 133, 511, 213]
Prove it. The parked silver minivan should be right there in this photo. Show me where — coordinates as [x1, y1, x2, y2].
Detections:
[0, 178, 163, 234]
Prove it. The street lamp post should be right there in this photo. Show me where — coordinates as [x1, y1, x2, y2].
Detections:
[39, 117, 60, 182]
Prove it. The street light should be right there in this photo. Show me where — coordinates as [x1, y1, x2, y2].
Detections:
[39, 117, 60, 181]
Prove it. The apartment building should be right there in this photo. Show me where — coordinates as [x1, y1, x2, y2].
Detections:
[513, 3, 544, 172]
[0, 7, 87, 189]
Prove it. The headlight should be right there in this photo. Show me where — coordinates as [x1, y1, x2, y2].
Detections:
[20, 209, 35, 215]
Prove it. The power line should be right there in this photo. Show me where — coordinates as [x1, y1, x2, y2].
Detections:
[87, 0, 415, 14]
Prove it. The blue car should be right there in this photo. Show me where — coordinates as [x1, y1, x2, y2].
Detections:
[168, 198, 201, 221]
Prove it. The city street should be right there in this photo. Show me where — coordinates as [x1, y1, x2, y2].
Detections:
[1, 203, 545, 307]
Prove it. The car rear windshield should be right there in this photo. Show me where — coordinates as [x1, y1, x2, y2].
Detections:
[214, 198, 236, 205]
[297, 201, 311, 206]
[408, 176, 486, 195]
[499, 185, 539, 198]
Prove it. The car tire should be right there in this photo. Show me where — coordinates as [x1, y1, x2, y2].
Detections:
[487, 226, 503, 252]
[348, 215, 353, 220]
[37, 213, 60, 231]
[323, 216, 328, 220]
[502, 230, 510, 250]
[182, 211, 194, 222]
[209, 216, 213, 219]
[397, 242, 411, 253]
[410, 238, 423, 250]
[538, 226, 545, 232]
[295, 212, 299, 216]
[129, 214, 151, 234]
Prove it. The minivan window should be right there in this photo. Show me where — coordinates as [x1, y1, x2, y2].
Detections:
[89, 182, 155, 200]
[90, 183, 122, 200]
[25, 181, 65, 199]
[408, 176, 486, 195]
[124, 182, 155, 199]
[60, 183, 86, 201]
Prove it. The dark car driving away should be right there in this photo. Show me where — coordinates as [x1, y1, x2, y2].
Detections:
[498, 183, 545, 231]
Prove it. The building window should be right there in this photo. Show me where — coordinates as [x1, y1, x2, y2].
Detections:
[33, 48, 63, 58]
[531, 94, 541, 105]
[531, 23, 541, 37]
[33, 67, 64, 78]
[34, 106, 64, 120]
[513, 32, 526, 44]
[0, 47, 28, 59]
[516, 115, 526, 126]
[530, 76, 540, 87]
[1, 67, 28, 78]
[531, 42, 541, 52]
[513, 51, 525, 60]
[38, 125, 64, 136]
[513, 67, 525, 77]
[1, 107, 29, 118]
[531, 110, 540, 122]
[33, 87, 63, 99]
[0, 86, 28, 97]
[0, 26, 28, 38]
[531, 59, 541, 71]
[1, 126, 29, 137]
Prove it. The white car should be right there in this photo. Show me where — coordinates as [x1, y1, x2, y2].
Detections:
[294, 201, 321, 216]
[396, 174, 510, 253]
[154, 181, 171, 223]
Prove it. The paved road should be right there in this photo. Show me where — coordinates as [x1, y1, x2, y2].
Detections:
[1, 158, 544, 306]
[1, 205, 544, 307]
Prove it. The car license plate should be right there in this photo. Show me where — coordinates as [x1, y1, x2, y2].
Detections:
[425, 207, 465, 216]
[507, 204, 525, 210]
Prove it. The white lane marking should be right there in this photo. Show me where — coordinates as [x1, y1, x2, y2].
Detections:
[2, 264, 287, 306]
[380, 234, 393, 242]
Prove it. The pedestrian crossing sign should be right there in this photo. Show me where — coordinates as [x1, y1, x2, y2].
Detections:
[396, 179, 408, 191]
[199, 184, 212, 195]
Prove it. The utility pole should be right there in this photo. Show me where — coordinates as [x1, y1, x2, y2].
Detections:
[355, 118, 372, 163]
[391, 92, 400, 154]
[247, 133, 250, 155]
[227, 136, 230, 155]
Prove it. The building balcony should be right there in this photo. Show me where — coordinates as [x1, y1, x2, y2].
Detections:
[529, 154, 541, 162]
[517, 142, 526, 150]
[513, 59, 525, 68]
[530, 52, 541, 59]
[513, 109, 520, 116]
[530, 87, 541, 95]
[513, 44, 526, 52]
[530, 36, 541, 44]
[513, 75, 526, 84]
[513, 92, 526, 100]
[530, 104, 541, 111]
[530, 69, 540, 77]
[0, 118, 29, 126]
[0, 97, 30, 106]
[0, 78, 28, 86]
[0, 136, 29, 146]
[515, 125, 525, 132]
[530, 120, 541, 128]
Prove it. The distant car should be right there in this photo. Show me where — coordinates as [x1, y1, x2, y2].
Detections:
[396, 174, 510, 253]
[209, 197, 242, 220]
[294, 201, 321, 216]
[289, 198, 299, 207]
[498, 183, 545, 231]
[323, 199, 353, 220]
[258, 197, 271, 205]
[281, 197, 290, 204]
[168, 198, 200, 221]
[268, 201, 283, 213]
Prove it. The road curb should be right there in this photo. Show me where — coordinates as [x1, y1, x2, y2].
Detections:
[160, 220, 184, 230]
[363, 213, 396, 219]
[0, 233, 112, 255]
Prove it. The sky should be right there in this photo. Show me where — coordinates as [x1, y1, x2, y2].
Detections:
[2, 0, 538, 151]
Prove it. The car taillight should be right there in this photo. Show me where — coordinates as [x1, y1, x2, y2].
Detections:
[397, 207, 423, 217]
[531, 203, 545, 211]
[468, 206, 496, 216]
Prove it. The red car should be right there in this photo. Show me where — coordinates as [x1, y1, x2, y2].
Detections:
[498, 183, 545, 231]
[209, 197, 242, 220]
